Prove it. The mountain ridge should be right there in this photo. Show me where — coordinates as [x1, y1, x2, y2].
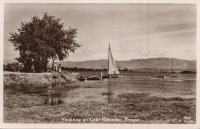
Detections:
[60, 57, 196, 71]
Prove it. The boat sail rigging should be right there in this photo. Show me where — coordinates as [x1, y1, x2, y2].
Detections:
[170, 57, 178, 77]
[108, 44, 120, 76]
[171, 57, 174, 73]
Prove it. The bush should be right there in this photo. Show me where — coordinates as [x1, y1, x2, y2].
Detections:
[4, 62, 22, 72]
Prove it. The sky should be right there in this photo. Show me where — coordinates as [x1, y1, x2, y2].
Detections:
[4, 3, 196, 61]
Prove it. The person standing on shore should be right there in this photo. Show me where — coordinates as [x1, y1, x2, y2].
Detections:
[53, 62, 57, 72]
[57, 64, 62, 73]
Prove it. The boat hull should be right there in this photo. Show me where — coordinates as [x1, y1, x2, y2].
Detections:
[170, 75, 178, 78]
[157, 76, 167, 79]
[102, 75, 120, 78]
[77, 77, 87, 81]
[87, 76, 101, 80]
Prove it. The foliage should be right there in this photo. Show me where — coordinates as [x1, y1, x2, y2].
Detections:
[4, 62, 22, 72]
[9, 13, 81, 72]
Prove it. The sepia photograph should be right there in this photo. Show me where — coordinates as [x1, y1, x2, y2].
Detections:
[2, 1, 198, 127]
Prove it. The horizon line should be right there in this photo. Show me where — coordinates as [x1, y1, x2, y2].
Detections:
[4, 57, 196, 64]
[62, 57, 196, 62]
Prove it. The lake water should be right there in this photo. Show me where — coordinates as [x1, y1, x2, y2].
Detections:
[4, 72, 196, 123]
[51, 72, 196, 104]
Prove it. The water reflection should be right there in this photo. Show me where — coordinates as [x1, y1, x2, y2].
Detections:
[107, 79, 114, 103]
[45, 83, 64, 105]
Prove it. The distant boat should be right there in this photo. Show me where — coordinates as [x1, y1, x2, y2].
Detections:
[87, 76, 101, 80]
[171, 57, 175, 73]
[77, 77, 87, 81]
[157, 75, 167, 79]
[77, 76, 101, 81]
[103, 44, 121, 78]
[156, 67, 167, 79]
[170, 57, 178, 78]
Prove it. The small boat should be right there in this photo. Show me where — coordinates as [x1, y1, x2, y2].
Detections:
[156, 67, 167, 79]
[77, 76, 87, 81]
[118, 75, 125, 78]
[169, 75, 178, 78]
[169, 57, 179, 78]
[87, 76, 101, 80]
[157, 75, 167, 79]
[102, 75, 109, 79]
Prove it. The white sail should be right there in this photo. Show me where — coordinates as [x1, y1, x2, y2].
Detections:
[108, 44, 120, 75]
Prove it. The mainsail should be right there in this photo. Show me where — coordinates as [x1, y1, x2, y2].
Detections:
[108, 44, 120, 75]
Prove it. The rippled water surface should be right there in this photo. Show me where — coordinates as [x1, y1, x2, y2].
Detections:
[58, 72, 196, 104]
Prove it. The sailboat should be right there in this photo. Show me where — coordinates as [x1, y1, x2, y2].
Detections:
[170, 57, 178, 77]
[171, 57, 174, 73]
[77, 44, 122, 81]
[156, 66, 167, 79]
[102, 44, 123, 78]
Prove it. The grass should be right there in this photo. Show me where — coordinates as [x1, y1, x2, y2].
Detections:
[4, 92, 195, 123]
[115, 93, 195, 123]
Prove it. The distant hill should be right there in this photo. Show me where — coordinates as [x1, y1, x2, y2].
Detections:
[60, 57, 196, 71]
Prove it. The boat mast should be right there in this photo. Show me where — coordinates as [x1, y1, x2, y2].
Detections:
[100, 66, 103, 78]
[108, 43, 111, 78]
[172, 57, 174, 73]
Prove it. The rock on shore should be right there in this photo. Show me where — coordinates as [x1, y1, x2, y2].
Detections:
[4, 72, 78, 88]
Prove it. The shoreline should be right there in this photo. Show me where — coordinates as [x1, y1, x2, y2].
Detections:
[3, 71, 78, 88]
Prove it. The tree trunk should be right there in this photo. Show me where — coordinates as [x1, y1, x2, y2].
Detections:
[52, 57, 55, 71]
[44, 58, 48, 72]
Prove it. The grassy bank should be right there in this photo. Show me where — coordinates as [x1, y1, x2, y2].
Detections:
[3, 71, 77, 88]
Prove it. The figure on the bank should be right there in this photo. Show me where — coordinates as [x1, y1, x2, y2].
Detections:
[57, 64, 62, 73]
[54, 62, 57, 72]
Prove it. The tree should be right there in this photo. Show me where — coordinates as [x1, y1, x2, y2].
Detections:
[4, 62, 22, 72]
[9, 13, 81, 72]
